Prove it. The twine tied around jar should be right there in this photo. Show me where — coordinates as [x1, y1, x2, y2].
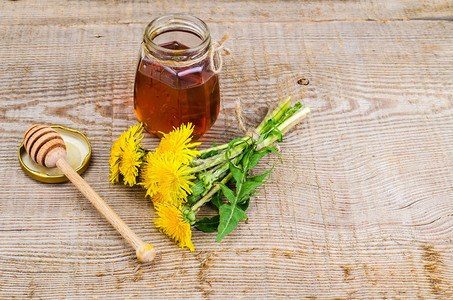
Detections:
[209, 33, 231, 73]
[143, 33, 231, 73]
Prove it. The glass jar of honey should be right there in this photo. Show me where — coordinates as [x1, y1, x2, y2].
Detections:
[134, 14, 221, 140]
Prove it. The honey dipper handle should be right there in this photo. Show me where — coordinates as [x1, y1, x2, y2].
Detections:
[56, 158, 155, 263]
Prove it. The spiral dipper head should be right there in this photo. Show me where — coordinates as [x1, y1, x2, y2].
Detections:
[23, 124, 67, 168]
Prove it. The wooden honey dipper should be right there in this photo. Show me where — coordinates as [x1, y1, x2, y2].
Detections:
[23, 124, 155, 263]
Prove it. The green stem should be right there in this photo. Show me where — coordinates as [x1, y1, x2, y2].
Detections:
[197, 137, 248, 156]
[255, 96, 291, 133]
[211, 162, 229, 178]
[211, 154, 241, 179]
[191, 138, 251, 173]
[191, 173, 233, 211]
[257, 106, 311, 149]
[209, 161, 226, 173]
[279, 107, 311, 134]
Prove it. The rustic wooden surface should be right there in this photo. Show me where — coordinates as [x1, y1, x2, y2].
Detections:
[1, 0, 452, 298]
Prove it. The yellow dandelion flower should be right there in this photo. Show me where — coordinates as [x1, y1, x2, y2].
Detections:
[152, 192, 172, 205]
[141, 152, 195, 205]
[119, 141, 143, 186]
[157, 123, 200, 164]
[109, 123, 144, 186]
[109, 138, 123, 184]
[153, 203, 194, 251]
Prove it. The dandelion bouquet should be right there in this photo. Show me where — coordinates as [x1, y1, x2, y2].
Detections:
[109, 97, 310, 251]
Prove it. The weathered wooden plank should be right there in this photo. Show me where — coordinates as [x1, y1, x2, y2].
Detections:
[0, 0, 452, 26]
[0, 1, 453, 298]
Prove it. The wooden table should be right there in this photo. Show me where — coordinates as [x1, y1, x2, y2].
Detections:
[1, 1, 452, 298]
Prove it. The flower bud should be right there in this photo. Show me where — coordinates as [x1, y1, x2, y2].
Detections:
[183, 208, 197, 225]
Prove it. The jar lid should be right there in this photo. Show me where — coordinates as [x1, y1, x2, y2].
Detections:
[18, 125, 91, 183]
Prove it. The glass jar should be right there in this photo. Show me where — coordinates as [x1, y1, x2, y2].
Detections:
[134, 14, 220, 140]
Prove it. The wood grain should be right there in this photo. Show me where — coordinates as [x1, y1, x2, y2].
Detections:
[1, 0, 453, 26]
[1, 0, 453, 298]
[54, 157, 155, 263]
